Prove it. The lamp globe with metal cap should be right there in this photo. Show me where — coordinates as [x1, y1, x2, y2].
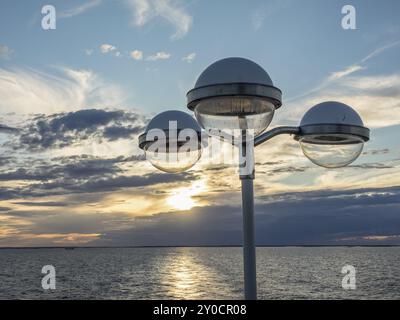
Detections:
[295, 101, 370, 168]
[187, 57, 282, 138]
[139, 110, 202, 173]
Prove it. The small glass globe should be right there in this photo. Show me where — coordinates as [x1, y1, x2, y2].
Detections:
[144, 131, 201, 173]
[194, 96, 275, 138]
[299, 134, 364, 168]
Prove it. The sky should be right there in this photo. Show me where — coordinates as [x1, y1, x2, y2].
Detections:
[0, 0, 400, 246]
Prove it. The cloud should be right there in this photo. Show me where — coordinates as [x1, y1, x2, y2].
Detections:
[182, 52, 196, 63]
[146, 51, 171, 61]
[69, 172, 195, 193]
[0, 156, 15, 167]
[0, 154, 142, 183]
[0, 67, 124, 114]
[251, 11, 267, 31]
[12, 201, 69, 207]
[0, 168, 53, 181]
[130, 50, 143, 60]
[0, 163, 195, 201]
[100, 44, 121, 57]
[126, 0, 192, 40]
[251, 0, 291, 31]
[103, 125, 142, 141]
[282, 40, 400, 128]
[92, 186, 400, 246]
[10, 233, 102, 245]
[292, 74, 400, 128]
[0, 150, 180, 202]
[84, 49, 94, 56]
[0, 124, 18, 134]
[100, 43, 117, 53]
[286, 40, 400, 103]
[15, 109, 145, 150]
[0, 44, 13, 59]
[362, 148, 390, 156]
[59, 0, 102, 18]
[360, 234, 400, 241]
[361, 39, 400, 63]
[326, 65, 365, 82]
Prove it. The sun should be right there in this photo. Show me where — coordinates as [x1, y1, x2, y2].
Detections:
[167, 180, 206, 211]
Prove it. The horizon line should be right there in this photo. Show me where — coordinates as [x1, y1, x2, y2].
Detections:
[0, 244, 399, 249]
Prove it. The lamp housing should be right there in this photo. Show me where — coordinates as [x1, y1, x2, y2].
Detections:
[295, 101, 370, 168]
[139, 110, 202, 173]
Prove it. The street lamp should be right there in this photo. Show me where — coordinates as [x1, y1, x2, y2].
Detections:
[138, 57, 370, 300]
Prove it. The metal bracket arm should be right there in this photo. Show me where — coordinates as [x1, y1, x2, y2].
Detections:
[254, 126, 300, 147]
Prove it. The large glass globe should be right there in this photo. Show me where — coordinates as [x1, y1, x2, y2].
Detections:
[141, 110, 202, 173]
[194, 96, 275, 138]
[299, 134, 364, 168]
[144, 131, 202, 173]
[187, 58, 282, 141]
[297, 101, 369, 168]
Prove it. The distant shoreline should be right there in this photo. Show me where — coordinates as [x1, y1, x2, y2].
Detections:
[0, 245, 399, 249]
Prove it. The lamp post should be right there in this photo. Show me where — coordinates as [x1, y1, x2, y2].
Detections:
[138, 57, 370, 300]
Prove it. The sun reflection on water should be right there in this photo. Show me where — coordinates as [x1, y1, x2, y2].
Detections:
[159, 248, 225, 299]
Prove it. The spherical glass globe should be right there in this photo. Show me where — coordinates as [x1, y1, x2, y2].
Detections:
[299, 134, 364, 168]
[140, 110, 203, 173]
[144, 130, 201, 173]
[194, 96, 275, 138]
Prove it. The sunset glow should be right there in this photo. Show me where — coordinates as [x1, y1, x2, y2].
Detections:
[167, 180, 207, 211]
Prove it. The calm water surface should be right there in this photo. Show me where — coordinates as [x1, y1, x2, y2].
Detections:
[0, 247, 399, 299]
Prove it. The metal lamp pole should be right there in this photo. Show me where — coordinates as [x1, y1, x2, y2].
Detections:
[238, 127, 300, 300]
[239, 136, 257, 300]
[241, 176, 256, 299]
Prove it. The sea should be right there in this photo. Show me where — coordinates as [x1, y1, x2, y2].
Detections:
[0, 247, 399, 299]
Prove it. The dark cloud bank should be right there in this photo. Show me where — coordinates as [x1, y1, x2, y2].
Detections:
[94, 186, 400, 246]
[15, 109, 146, 150]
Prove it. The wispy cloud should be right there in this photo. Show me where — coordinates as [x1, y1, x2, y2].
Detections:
[0, 44, 13, 59]
[84, 49, 94, 56]
[286, 40, 400, 103]
[326, 65, 365, 82]
[251, 0, 291, 31]
[361, 39, 400, 63]
[281, 71, 400, 128]
[251, 11, 267, 31]
[125, 0, 193, 40]
[146, 51, 171, 61]
[182, 52, 196, 63]
[0, 67, 124, 114]
[59, 0, 102, 19]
